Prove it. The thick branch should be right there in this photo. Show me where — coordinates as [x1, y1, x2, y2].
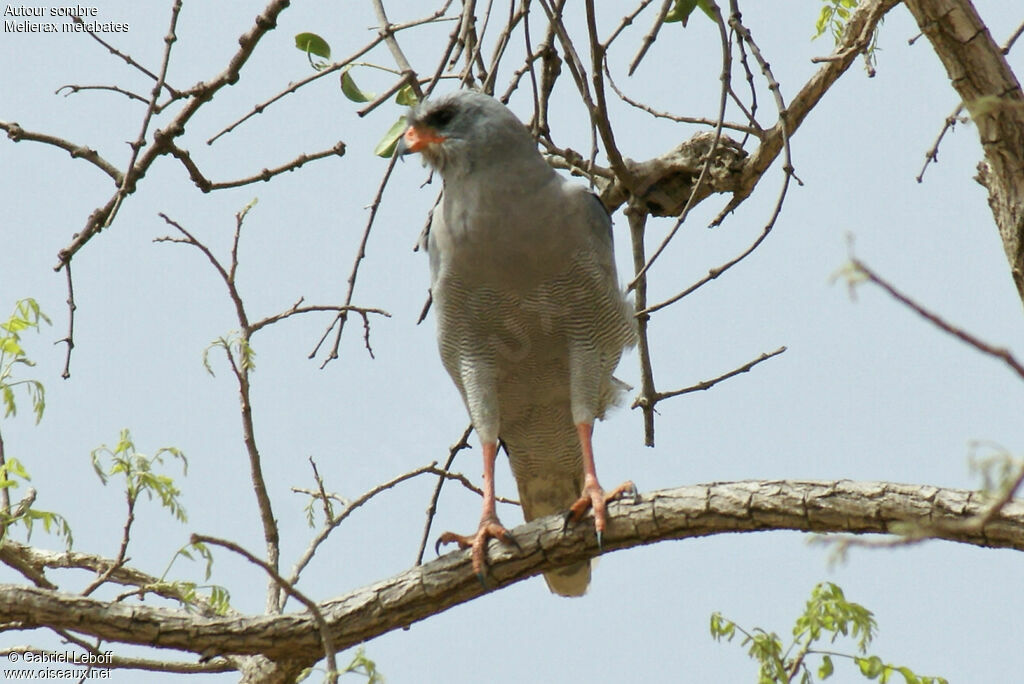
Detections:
[902, 0, 1024, 305]
[733, 0, 899, 205]
[2, 480, 1020, 665]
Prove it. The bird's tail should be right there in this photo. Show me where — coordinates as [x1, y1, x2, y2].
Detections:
[515, 470, 591, 597]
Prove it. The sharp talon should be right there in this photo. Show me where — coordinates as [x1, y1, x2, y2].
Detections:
[476, 572, 488, 590]
[434, 538, 443, 556]
[596, 530, 603, 552]
[562, 510, 573, 533]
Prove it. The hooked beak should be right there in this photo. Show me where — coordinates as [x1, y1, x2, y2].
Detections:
[399, 124, 446, 156]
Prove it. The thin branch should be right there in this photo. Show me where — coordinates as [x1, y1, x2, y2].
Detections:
[251, 299, 390, 334]
[155, 211, 282, 613]
[605, 69, 762, 136]
[191, 534, 338, 682]
[602, 0, 658, 50]
[56, 83, 149, 105]
[916, 22, 1022, 183]
[288, 462, 471, 586]
[628, 0, 732, 290]
[56, 0, 295, 270]
[57, 263, 76, 379]
[103, 0, 184, 233]
[310, 154, 401, 366]
[207, 4, 455, 143]
[417, 424, 474, 565]
[626, 206, 657, 446]
[70, 15, 181, 99]
[639, 219, 773, 316]
[0, 121, 123, 185]
[171, 142, 347, 192]
[585, 0, 636, 192]
[915, 103, 966, 183]
[628, 0, 673, 76]
[640, 346, 787, 405]
[845, 258, 1024, 381]
[372, 0, 424, 100]
[80, 490, 136, 597]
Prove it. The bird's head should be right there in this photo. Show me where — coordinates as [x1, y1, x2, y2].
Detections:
[399, 90, 540, 177]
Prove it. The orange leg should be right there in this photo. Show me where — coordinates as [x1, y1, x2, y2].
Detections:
[436, 441, 519, 588]
[565, 422, 637, 549]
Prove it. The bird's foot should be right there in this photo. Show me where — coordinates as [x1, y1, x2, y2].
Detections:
[436, 516, 520, 589]
[563, 480, 638, 550]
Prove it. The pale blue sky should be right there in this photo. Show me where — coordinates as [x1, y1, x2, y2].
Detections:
[2, 2, 1023, 682]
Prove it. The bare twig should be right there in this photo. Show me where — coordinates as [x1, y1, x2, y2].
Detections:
[639, 219, 773, 316]
[844, 258, 1024, 381]
[916, 103, 967, 182]
[917, 22, 1023, 182]
[310, 154, 401, 366]
[171, 142, 347, 192]
[416, 424, 474, 565]
[626, 205, 658, 446]
[70, 15, 181, 99]
[605, 69, 762, 136]
[192, 534, 338, 681]
[208, 5, 454, 144]
[251, 299, 390, 334]
[372, 0, 424, 101]
[57, 0, 295, 270]
[640, 346, 787, 405]
[0, 121, 123, 185]
[602, 0, 658, 50]
[56, 83, 149, 105]
[156, 211, 281, 613]
[628, 0, 673, 76]
[57, 263, 76, 379]
[103, 0, 184, 233]
[80, 490, 136, 597]
[628, 0, 732, 290]
[288, 461, 483, 586]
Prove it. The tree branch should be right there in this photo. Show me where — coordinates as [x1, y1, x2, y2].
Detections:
[2, 480, 1020, 667]
[902, 0, 1024, 306]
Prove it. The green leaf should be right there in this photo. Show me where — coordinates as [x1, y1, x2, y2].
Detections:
[295, 32, 330, 60]
[664, 0, 714, 26]
[2, 385, 14, 418]
[819, 654, 834, 679]
[395, 84, 418, 106]
[341, 68, 375, 103]
[857, 655, 885, 678]
[374, 116, 408, 158]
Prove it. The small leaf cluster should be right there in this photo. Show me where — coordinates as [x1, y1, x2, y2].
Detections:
[0, 298, 49, 423]
[813, 0, 882, 72]
[297, 646, 384, 684]
[813, 0, 858, 43]
[91, 429, 188, 522]
[711, 582, 947, 684]
[203, 332, 256, 376]
[0, 299, 73, 548]
[294, 32, 420, 157]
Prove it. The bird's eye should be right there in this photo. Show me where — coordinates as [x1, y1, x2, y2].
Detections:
[425, 106, 456, 129]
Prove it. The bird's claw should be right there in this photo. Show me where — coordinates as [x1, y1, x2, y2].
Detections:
[435, 517, 517, 590]
[563, 479, 637, 551]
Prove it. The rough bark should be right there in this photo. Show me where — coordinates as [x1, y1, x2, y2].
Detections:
[903, 0, 1024, 304]
[2, 479, 1021, 672]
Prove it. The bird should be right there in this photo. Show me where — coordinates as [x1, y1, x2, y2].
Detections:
[400, 90, 636, 596]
